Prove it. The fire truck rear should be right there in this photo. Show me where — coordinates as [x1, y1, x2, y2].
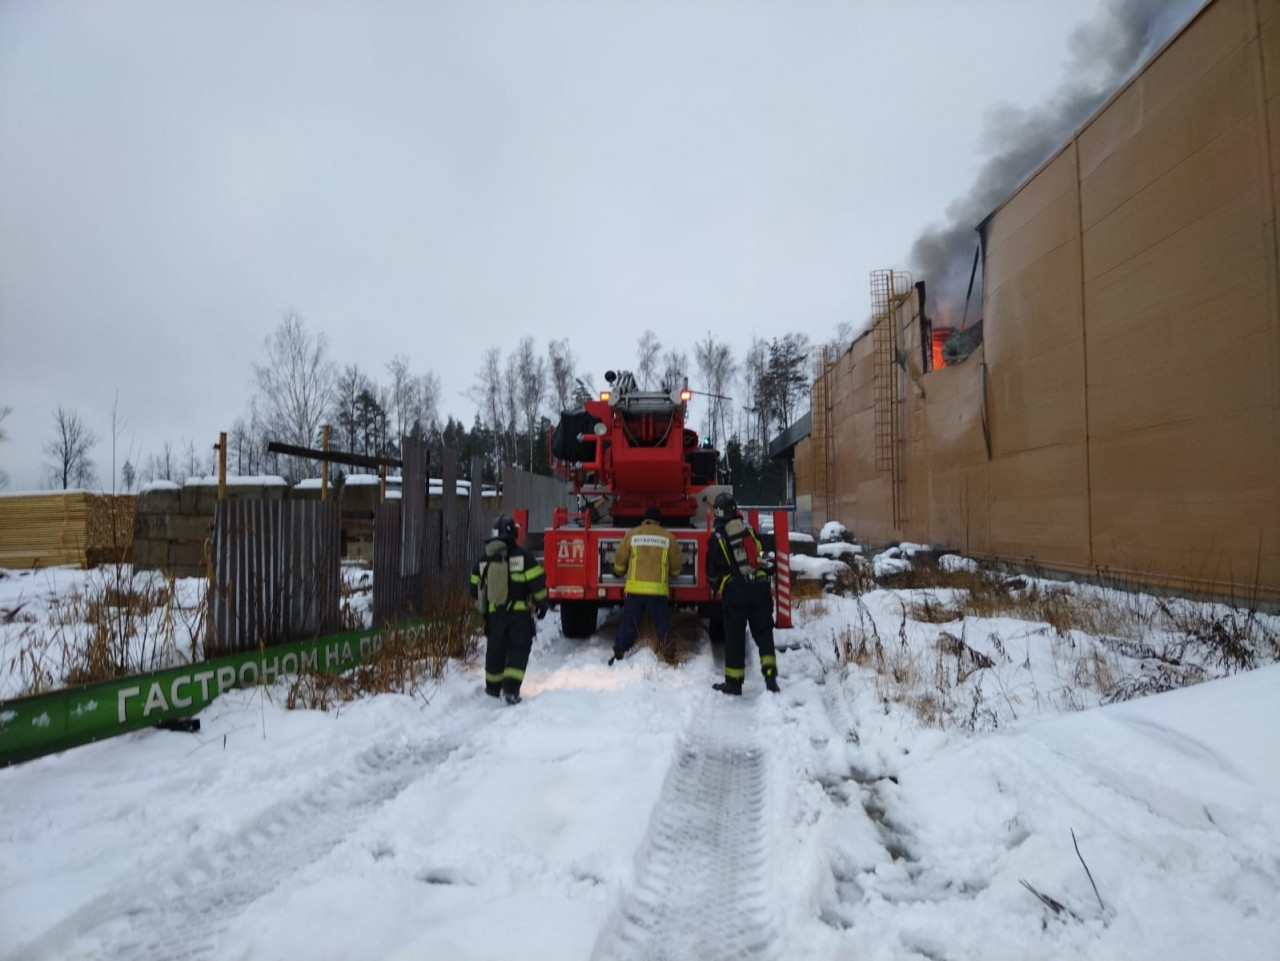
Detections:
[541, 370, 728, 639]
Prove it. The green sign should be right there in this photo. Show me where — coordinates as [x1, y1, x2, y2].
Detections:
[0, 625, 413, 767]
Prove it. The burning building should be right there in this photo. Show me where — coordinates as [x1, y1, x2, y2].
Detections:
[788, 0, 1280, 602]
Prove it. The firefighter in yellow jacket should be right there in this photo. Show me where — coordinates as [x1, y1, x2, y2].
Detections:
[608, 506, 684, 663]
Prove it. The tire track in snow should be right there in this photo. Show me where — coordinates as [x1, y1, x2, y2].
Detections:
[10, 700, 497, 961]
[592, 694, 781, 961]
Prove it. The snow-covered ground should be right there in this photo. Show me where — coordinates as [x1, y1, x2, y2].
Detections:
[1, 562, 1277, 960]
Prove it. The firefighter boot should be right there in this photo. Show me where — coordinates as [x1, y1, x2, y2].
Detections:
[485, 683, 501, 699]
[502, 679, 522, 706]
[764, 670, 780, 694]
[713, 677, 743, 696]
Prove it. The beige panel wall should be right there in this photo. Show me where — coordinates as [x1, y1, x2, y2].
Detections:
[799, 0, 1279, 600]
[1079, 0, 1279, 593]
[983, 146, 1091, 567]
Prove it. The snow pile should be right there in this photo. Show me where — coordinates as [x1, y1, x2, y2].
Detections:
[789, 554, 847, 580]
[939, 553, 979, 573]
[874, 551, 912, 577]
[137, 479, 180, 493]
[788, 531, 815, 544]
[819, 521, 849, 543]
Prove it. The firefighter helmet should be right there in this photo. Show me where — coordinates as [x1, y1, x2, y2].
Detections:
[713, 492, 738, 520]
[492, 514, 519, 542]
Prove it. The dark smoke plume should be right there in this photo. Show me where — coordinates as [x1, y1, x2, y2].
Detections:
[909, 0, 1204, 322]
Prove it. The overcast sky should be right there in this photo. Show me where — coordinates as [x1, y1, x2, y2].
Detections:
[1, 0, 1199, 491]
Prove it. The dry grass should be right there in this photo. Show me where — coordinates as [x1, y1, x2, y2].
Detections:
[11, 564, 206, 695]
[286, 605, 480, 710]
[635, 616, 695, 667]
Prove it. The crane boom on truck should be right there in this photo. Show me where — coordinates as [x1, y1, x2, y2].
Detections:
[542, 369, 731, 639]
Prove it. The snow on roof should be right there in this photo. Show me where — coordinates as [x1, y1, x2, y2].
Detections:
[0, 488, 100, 498]
[137, 480, 181, 494]
[183, 475, 288, 487]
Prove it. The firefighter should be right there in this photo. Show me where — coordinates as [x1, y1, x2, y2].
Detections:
[469, 514, 548, 705]
[706, 493, 780, 695]
[609, 506, 684, 663]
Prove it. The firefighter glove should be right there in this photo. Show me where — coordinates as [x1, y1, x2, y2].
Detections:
[536, 602, 549, 620]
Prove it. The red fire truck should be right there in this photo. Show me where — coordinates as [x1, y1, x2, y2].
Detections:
[532, 370, 791, 640]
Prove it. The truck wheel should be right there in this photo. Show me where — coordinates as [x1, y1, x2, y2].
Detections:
[560, 601, 599, 639]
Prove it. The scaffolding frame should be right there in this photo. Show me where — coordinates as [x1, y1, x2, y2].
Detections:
[810, 345, 834, 526]
[871, 269, 911, 529]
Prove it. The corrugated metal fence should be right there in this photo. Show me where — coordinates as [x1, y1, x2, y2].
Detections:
[500, 466, 574, 537]
[372, 448, 490, 624]
[207, 500, 342, 656]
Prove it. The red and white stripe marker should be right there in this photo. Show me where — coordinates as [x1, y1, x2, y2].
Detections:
[772, 509, 792, 628]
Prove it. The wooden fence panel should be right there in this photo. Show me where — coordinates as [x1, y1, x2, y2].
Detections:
[372, 501, 404, 624]
[400, 435, 428, 615]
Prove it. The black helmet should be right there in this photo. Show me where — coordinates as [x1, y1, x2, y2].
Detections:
[492, 514, 518, 542]
[713, 492, 738, 520]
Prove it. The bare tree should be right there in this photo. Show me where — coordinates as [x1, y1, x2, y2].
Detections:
[228, 408, 264, 477]
[547, 338, 577, 413]
[252, 308, 335, 480]
[183, 439, 201, 481]
[660, 349, 689, 391]
[636, 330, 661, 389]
[412, 372, 441, 438]
[515, 337, 547, 471]
[120, 459, 136, 492]
[145, 440, 177, 483]
[470, 348, 506, 473]
[694, 333, 737, 451]
[386, 354, 415, 445]
[107, 390, 135, 494]
[502, 352, 520, 467]
[332, 363, 375, 454]
[44, 406, 97, 489]
[741, 337, 770, 451]
[0, 405, 10, 489]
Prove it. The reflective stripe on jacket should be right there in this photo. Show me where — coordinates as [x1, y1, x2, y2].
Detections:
[612, 520, 684, 597]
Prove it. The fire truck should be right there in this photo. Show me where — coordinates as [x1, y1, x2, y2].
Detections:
[533, 369, 791, 640]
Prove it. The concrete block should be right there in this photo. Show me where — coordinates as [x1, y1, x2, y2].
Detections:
[137, 488, 182, 514]
[133, 514, 168, 539]
[167, 515, 214, 543]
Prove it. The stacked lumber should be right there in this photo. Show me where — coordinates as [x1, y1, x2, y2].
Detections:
[0, 493, 136, 569]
